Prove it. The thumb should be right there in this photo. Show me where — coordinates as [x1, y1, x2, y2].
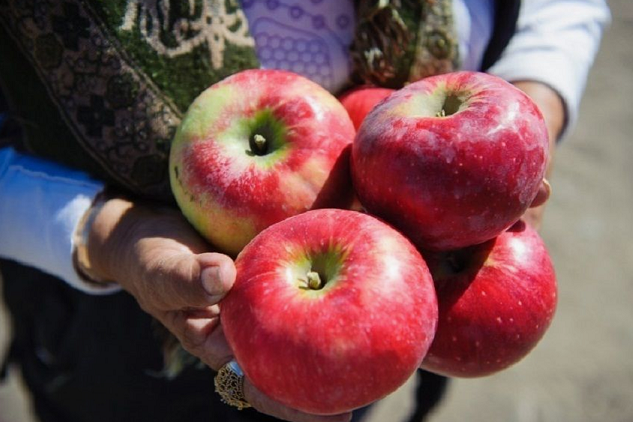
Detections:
[139, 251, 236, 311]
[198, 252, 236, 302]
[530, 178, 551, 208]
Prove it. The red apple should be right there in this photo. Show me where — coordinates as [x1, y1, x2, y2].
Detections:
[351, 71, 549, 251]
[221, 208, 438, 415]
[338, 86, 395, 130]
[170, 69, 356, 256]
[420, 220, 557, 377]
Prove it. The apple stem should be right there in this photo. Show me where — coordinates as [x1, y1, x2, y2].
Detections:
[252, 134, 267, 153]
[436, 109, 446, 118]
[306, 271, 322, 290]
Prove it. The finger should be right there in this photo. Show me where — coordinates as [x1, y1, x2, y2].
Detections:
[530, 178, 551, 208]
[243, 380, 352, 422]
[160, 306, 233, 370]
[523, 207, 545, 231]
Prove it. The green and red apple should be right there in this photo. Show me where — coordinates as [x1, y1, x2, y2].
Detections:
[170, 69, 356, 256]
[221, 209, 439, 415]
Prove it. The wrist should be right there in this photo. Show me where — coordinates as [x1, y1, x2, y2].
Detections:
[76, 191, 136, 288]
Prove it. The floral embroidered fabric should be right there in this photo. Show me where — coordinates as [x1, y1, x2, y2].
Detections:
[0, 0, 259, 201]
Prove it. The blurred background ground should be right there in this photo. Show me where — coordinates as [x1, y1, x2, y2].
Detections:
[1, 1, 632, 421]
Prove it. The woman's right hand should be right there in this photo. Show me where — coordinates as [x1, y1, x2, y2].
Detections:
[83, 196, 351, 422]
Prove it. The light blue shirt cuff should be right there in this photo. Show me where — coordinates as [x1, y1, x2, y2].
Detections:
[0, 147, 121, 294]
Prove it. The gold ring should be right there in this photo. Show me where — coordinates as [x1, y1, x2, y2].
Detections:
[214, 360, 251, 410]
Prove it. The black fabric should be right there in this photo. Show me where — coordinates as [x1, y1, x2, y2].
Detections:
[0, 259, 444, 422]
[408, 371, 450, 422]
[481, 0, 522, 71]
[0, 80, 24, 151]
[0, 259, 380, 422]
[0, 259, 282, 422]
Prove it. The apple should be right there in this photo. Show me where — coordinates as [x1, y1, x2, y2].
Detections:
[351, 71, 549, 251]
[170, 69, 356, 256]
[338, 86, 395, 130]
[221, 208, 438, 414]
[420, 220, 557, 378]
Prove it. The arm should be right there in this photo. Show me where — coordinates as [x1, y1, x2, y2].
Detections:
[0, 146, 350, 422]
[488, 0, 609, 139]
[487, 0, 610, 228]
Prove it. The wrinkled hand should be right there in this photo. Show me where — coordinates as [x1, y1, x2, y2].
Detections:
[84, 197, 351, 422]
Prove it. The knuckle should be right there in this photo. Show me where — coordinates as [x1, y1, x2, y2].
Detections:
[178, 320, 205, 356]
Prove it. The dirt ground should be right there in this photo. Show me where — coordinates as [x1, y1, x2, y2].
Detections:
[1, 1, 632, 421]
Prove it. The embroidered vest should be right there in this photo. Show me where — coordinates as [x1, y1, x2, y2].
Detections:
[0, 0, 519, 201]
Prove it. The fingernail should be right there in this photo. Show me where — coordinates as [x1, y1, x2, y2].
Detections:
[201, 266, 226, 297]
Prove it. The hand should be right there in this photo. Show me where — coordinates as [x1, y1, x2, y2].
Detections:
[84, 197, 351, 422]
